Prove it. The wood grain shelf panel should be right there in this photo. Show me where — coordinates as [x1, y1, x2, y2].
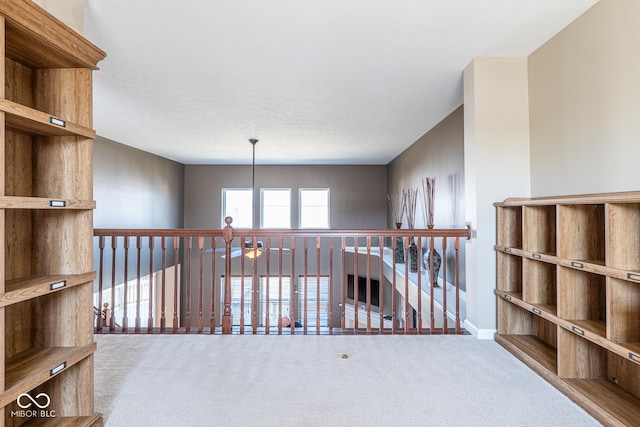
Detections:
[0, 99, 96, 138]
[569, 319, 606, 339]
[0, 196, 95, 210]
[0, 272, 96, 307]
[495, 290, 559, 320]
[495, 191, 640, 206]
[22, 413, 103, 427]
[564, 379, 640, 427]
[495, 333, 558, 374]
[0, 344, 96, 408]
[496, 206, 522, 248]
[0, 2, 105, 69]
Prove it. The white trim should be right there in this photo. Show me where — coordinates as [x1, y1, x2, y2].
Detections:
[463, 319, 496, 339]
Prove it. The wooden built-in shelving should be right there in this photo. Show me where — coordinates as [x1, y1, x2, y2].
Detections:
[0, 1, 105, 425]
[495, 191, 640, 427]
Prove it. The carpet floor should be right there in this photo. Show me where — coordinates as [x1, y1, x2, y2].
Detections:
[94, 334, 601, 426]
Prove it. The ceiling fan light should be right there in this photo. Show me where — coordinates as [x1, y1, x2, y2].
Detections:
[244, 240, 264, 258]
[244, 247, 264, 259]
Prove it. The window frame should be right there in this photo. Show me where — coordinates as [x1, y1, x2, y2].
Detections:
[260, 188, 292, 229]
[221, 188, 253, 229]
[299, 188, 330, 229]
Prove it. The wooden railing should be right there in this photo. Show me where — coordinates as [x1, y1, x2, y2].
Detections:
[94, 218, 471, 334]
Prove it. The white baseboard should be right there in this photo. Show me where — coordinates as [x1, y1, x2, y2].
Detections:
[464, 319, 496, 339]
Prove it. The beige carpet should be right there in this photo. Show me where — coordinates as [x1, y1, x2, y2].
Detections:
[94, 334, 600, 427]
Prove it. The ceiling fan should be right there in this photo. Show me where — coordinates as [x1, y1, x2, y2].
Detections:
[219, 241, 292, 259]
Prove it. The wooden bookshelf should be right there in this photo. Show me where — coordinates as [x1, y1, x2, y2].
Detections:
[495, 191, 640, 426]
[0, 1, 105, 426]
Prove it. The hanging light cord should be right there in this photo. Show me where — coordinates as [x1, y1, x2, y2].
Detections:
[250, 139, 258, 229]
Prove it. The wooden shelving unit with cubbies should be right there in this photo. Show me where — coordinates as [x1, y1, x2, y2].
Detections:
[0, 1, 105, 426]
[495, 191, 640, 427]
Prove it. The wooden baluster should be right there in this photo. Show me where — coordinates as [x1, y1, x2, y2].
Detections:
[455, 237, 461, 333]
[160, 236, 166, 332]
[290, 237, 296, 334]
[354, 237, 359, 334]
[417, 236, 422, 335]
[148, 236, 154, 332]
[198, 236, 204, 333]
[173, 237, 180, 333]
[278, 236, 283, 334]
[329, 237, 334, 333]
[110, 236, 116, 332]
[210, 236, 216, 334]
[378, 236, 384, 333]
[316, 237, 321, 334]
[252, 237, 258, 334]
[303, 237, 309, 334]
[221, 216, 233, 334]
[135, 236, 141, 333]
[366, 236, 372, 332]
[240, 236, 246, 334]
[341, 237, 346, 330]
[102, 303, 111, 328]
[404, 236, 409, 334]
[122, 236, 129, 332]
[185, 236, 192, 332]
[265, 238, 271, 333]
[442, 237, 448, 333]
[391, 234, 397, 334]
[429, 236, 435, 333]
[97, 236, 105, 331]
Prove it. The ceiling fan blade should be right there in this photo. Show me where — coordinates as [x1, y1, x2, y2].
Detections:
[221, 249, 243, 259]
[205, 247, 238, 253]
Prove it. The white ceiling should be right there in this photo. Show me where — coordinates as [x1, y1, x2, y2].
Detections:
[84, 0, 599, 165]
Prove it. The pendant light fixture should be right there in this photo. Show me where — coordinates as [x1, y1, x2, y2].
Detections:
[245, 138, 263, 258]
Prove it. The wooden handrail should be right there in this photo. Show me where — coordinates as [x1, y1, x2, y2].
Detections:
[94, 226, 471, 239]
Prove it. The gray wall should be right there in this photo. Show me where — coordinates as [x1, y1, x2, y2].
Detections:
[185, 165, 387, 229]
[386, 106, 466, 290]
[93, 137, 185, 293]
[94, 136, 185, 229]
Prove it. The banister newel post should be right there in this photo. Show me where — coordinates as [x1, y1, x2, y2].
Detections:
[222, 216, 234, 334]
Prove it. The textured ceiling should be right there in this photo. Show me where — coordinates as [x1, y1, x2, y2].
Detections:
[84, 0, 599, 165]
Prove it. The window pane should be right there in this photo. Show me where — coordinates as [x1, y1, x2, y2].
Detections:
[260, 277, 291, 326]
[300, 189, 329, 228]
[223, 189, 252, 228]
[298, 276, 330, 327]
[222, 276, 291, 327]
[262, 189, 291, 228]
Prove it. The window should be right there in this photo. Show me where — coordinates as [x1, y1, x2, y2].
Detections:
[222, 188, 252, 228]
[298, 275, 330, 327]
[261, 189, 291, 228]
[222, 276, 292, 327]
[299, 189, 330, 228]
